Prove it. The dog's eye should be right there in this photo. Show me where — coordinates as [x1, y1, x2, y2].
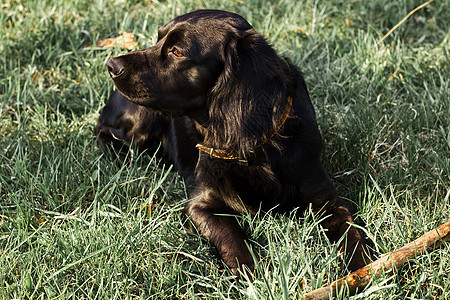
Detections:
[171, 48, 184, 57]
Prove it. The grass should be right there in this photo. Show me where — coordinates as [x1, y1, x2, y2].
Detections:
[0, 0, 449, 298]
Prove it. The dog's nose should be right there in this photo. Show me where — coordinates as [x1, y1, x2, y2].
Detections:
[107, 58, 125, 78]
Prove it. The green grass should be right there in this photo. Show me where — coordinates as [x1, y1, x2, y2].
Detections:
[0, 0, 449, 298]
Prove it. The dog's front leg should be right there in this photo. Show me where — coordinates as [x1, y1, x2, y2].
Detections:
[184, 187, 255, 279]
[318, 197, 372, 271]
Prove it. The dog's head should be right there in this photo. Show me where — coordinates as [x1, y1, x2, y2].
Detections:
[107, 10, 248, 110]
[108, 9, 294, 156]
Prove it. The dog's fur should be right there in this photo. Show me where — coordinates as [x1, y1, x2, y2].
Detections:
[95, 9, 370, 277]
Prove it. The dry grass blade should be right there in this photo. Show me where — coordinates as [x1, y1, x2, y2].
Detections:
[377, 0, 434, 45]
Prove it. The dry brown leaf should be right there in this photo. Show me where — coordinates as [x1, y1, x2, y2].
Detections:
[97, 31, 137, 50]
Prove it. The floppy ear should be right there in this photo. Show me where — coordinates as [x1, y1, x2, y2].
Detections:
[206, 27, 290, 159]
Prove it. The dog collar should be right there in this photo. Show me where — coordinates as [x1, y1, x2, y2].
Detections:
[196, 96, 293, 163]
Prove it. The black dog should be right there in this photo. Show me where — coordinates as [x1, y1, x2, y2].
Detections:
[95, 9, 370, 278]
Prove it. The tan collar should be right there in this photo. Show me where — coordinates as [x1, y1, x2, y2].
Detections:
[196, 97, 293, 162]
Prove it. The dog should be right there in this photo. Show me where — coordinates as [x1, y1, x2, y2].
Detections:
[95, 9, 370, 278]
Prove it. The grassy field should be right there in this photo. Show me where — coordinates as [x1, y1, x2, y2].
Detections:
[0, 0, 449, 298]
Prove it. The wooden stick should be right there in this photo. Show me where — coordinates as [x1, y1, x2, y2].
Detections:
[302, 220, 450, 300]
